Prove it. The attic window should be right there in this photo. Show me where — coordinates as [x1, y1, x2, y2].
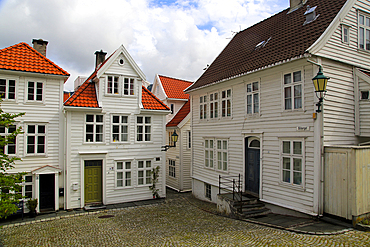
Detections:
[361, 91, 369, 100]
[118, 58, 125, 66]
[303, 6, 319, 25]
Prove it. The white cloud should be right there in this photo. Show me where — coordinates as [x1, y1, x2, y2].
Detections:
[0, 0, 289, 91]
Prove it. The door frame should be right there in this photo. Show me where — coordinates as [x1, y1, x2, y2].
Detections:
[243, 133, 263, 198]
[80, 154, 106, 208]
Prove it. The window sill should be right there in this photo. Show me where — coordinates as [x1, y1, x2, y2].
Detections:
[83, 142, 106, 145]
[115, 186, 134, 190]
[25, 101, 44, 105]
[25, 154, 47, 158]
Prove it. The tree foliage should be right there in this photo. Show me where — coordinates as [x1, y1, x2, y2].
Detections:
[0, 106, 25, 218]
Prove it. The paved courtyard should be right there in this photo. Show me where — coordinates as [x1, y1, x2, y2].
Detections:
[1, 195, 370, 246]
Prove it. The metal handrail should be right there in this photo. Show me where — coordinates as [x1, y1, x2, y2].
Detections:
[219, 174, 243, 211]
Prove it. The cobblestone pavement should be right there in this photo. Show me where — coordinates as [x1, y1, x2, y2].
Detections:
[1, 195, 370, 246]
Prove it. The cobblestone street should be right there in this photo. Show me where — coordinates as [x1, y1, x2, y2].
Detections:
[1, 195, 370, 246]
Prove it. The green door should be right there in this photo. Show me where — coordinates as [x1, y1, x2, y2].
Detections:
[84, 160, 102, 204]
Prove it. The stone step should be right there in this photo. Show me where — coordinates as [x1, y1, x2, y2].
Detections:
[241, 208, 271, 218]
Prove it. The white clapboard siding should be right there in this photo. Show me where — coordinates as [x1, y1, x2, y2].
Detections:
[322, 58, 357, 145]
[180, 120, 192, 191]
[166, 131, 180, 190]
[314, 1, 370, 71]
[0, 74, 64, 173]
[190, 60, 317, 214]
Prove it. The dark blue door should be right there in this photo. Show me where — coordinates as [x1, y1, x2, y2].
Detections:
[245, 139, 260, 195]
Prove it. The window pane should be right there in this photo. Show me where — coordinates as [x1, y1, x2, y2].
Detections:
[284, 87, 292, 110]
[28, 125, 35, 134]
[293, 172, 302, 185]
[122, 116, 128, 123]
[284, 74, 291, 84]
[96, 115, 103, 122]
[0, 79, 5, 98]
[25, 176, 32, 183]
[217, 140, 221, 149]
[367, 29, 370, 50]
[283, 141, 290, 153]
[113, 125, 119, 134]
[360, 15, 364, 25]
[247, 95, 252, 114]
[293, 141, 302, 154]
[293, 71, 301, 82]
[0, 126, 5, 133]
[360, 27, 365, 49]
[125, 161, 131, 169]
[294, 85, 302, 109]
[367, 17, 370, 27]
[28, 82, 34, 100]
[252, 82, 258, 91]
[117, 162, 123, 170]
[283, 170, 290, 183]
[38, 125, 45, 134]
[283, 157, 290, 169]
[86, 115, 94, 122]
[113, 116, 119, 123]
[146, 161, 151, 168]
[36, 82, 43, 101]
[138, 161, 144, 168]
[253, 93, 259, 113]
[137, 116, 143, 124]
[145, 117, 151, 124]
[117, 172, 123, 180]
[117, 180, 123, 187]
[293, 158, 302, 171]
[223, 141, 227, 150]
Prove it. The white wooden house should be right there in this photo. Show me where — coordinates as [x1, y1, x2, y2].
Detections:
[64, 45, 170, 209]
[0, 40, 70, 213]
[185, 0, 370, 217]
[152, 75, 192, 192]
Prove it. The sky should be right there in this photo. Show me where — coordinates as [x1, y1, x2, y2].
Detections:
[0, 0, 289, 91]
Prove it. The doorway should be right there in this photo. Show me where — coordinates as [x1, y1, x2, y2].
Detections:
[84, 160, 102, 204]
[245, 138, 260, 196]
[39, 174, 55, 212]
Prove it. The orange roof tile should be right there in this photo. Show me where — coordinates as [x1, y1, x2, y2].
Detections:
[159, 75, 192, 100]
[142, 86, 170, 111]
[0, 42, 69, 76]
[167, 100, 190, 127]
[64, 72, 99, 108]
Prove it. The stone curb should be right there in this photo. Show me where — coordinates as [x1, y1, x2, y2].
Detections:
[355, 223, 370, 232]
[183, 196, 354, 236]
[0, 202, 158, 229]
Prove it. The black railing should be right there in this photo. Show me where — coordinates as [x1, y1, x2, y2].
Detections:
[218, 174, 243, 204]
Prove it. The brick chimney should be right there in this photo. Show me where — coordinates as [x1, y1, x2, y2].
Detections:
[32, 39, 48, 57]
[95, 50, 107, 68]
[289, 0, 306, 13]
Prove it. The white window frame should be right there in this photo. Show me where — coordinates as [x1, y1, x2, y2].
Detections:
[106, 75, 120, 95]
[221, 89, 232, 118]
[137, 160, 152, 186]
[209, 92, 219, 119]
[136, 116, 151, 142]
[26, 80, 44, 102]
[283, 70, 303, 111]
[246, 81, 259, 114]
[280, 139, 305, 188]
[0, 124, 17, 155]
[85, 114, 104, 143]
[25, 123, 47, 156]
[169, 159, 176, 178]
[216, 139, 228, 172]
[204, 139, 214, 169]
[115, 160, 132, 188]
[111, 115, 129, 143]
[358, 12, 370, 51]
[123, 77, 135, 96]
[199, 95, 207, 120]
[342, 24, 350, 44]
[23, 174, 34, 198]
[0, 78, 16, 100]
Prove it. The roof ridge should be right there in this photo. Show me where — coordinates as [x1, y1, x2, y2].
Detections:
[159, 74, 193, 84]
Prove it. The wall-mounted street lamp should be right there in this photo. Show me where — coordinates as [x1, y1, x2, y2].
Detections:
[161, 130, 179, 151]
[312, 67, 330, 113]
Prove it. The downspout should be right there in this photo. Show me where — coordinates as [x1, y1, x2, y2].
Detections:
[307, 58, 324, 216]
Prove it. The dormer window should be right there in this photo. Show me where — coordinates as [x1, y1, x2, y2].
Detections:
[303, 6, 319, 25]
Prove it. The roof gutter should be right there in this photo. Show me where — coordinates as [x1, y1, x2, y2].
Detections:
[185, 54, 306, 93]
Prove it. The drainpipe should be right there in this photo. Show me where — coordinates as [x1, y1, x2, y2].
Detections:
[307, 58, 324, 216]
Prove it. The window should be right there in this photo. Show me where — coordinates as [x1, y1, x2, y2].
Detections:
[217, 140, 228, 171]
[24, 175, 33, 198]
[204, 139, 214, 168]
[116, 161, 132, 187]
[170, 104, 174, 114]
[187, 131, 191, 149]
[169, 159, 175, 178]
[342, 25, 349, 44]
[124, 78, 135, 95]
[137, 116, 151, 142]
[199, 95, 207, 119]
[112, 115, 128, 142]
[359, 13, 370, 50]
[27, 81, 43, 101]
[209, 92, 219, 119]
[85, 114, 104, 143]
[0, 78, 15, 100]
[107, 76, 119, 94]
[246, 82, 259, 114]
[0, 125, 16, 155]
[281, 140, 304, 186]
[284, 71, 302, 110]
[361, 90, 369, 100]
[221, 89, 231, 117]
[168, 131, 174, 146]
[138, 160, 152, 185]
[205, 183, 211, 200]
[26, 124, 46, 155]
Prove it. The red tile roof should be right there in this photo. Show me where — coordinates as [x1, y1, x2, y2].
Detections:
[159, 75, 192, 99]
[64, 72, 99, 108]
[167, 100, 190, 127]
[186, 0, 347, 91]
[142, 86, 170, 110]
[0, 42, 69, 76]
